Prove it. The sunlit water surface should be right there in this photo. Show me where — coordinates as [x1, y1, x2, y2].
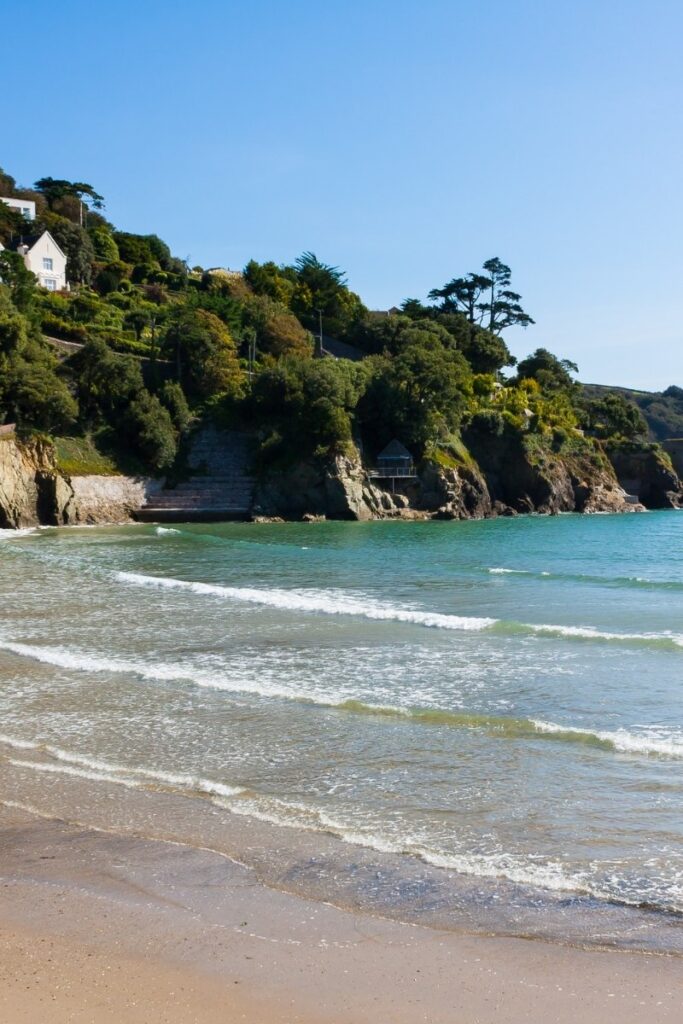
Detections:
[1, 513, 682, 950]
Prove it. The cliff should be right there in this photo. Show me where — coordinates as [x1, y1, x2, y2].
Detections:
[0, 436, 159, 528]
[605, 441, 683, 509]
[3, 429, 670, 529]
[252, 436, 639, 522]
[463, 429, 637, 515]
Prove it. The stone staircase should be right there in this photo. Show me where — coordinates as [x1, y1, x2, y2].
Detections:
[137, 428, 255, 522]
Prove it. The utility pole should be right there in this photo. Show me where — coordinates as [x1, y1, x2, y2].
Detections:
[245, 328, 257, 385]
[315, 308, 323, 357]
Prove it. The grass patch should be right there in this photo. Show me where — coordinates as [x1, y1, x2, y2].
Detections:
[54, 436, 120, 476]
[425, 434, 476, 470]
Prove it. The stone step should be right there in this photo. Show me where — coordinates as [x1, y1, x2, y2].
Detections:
[141, 428, 255, 521]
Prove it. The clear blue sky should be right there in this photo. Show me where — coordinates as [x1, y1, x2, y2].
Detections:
[3, 0, 682, 388]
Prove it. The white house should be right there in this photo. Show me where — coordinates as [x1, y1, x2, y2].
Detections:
[17, 232, 68, 290]
[1, 196, 36, 221]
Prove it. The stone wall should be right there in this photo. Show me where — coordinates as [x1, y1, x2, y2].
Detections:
[0, 436, 159, 528]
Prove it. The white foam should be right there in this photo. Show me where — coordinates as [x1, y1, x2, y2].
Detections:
[212, 796, 626, 902]
[0, 732, 39, 751]
[155, 526, 180, 535]
[489, 567, 528, 575]
[116, 572, 497, 632]
[0, 528, 39, 541]
[0, 734, 242, 799]
[8, 757, 143, 789]
[3, 734, 681, 909]
[526, 623, 683, 646]
[531, 719, 683, 758]
[115, 571, 683, 649]
[0, 638, 345, 707]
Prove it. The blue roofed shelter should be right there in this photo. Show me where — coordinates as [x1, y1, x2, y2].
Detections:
[368, 440, 417, 490]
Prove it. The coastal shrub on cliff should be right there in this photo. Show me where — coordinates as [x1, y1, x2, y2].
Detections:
[0, 288, 77, 432]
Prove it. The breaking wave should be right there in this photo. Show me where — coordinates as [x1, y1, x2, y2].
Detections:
[116, 571, 683, 650]
[0, 528, 40, 541]
[2, 731, 681, 912]
[1, 641, 682, 759]
[0, 735, 242, 798]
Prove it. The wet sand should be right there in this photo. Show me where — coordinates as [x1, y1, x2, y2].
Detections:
[0, 805, 681, 1023]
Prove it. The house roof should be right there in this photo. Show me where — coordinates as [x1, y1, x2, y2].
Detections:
[377, 439, 413, 460]
[16, 230, 66, 259]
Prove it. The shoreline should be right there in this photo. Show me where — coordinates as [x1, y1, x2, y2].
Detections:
[1, 805, 682, 1023]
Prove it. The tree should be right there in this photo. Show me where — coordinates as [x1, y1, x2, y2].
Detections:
[162, 309, 244, 400]
[0, 288, 77, 431]
[250, 356, 371, 457]
[358, 328, 472, 450]
[0, 202, 25, 245]
[125, 392, 177, 470]
[124, 307, 152, 342]
[244, 296, 312, 358]
[112, 232, 157, 267]
[289, 252, 366, 338]
[429, 273, 491, 322]
[34, 177, 104, 226]
[434, 312, 515, 374]
[429, 257, 534, 335]
[516, 348, 578, 391]
[159, 381, 192, 434]
[66, 338, 144, 424]
[89, 226, 119, 262]
[583, 393, 647, 440]
[0, 250, 37, 311]
[243, 260, 295, 306]
[45, 218, 96, 285]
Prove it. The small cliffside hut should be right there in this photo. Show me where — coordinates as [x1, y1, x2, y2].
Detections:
[369, 440, 417, 491]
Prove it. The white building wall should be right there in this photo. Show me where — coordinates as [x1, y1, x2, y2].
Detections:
[24, 232, 67, 291]
[1, 197, 36, 221]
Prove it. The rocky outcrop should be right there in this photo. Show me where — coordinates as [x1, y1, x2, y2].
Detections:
[416, 461, 492, 519]
[0, 436, 159, 528]
[662, 439, 683, 480]
[254, 451, 379, 521]
[463, 429, 639, 515]
[0, 437, 56, 528]
[0, 429, 652, 530]
[255, 444, 543, 521]
[605, 442, 683, 509]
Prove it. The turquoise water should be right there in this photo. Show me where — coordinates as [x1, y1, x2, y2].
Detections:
[1, 512, 682, 949]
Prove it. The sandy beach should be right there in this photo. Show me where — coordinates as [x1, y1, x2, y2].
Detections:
[0, 804, 681, 1024]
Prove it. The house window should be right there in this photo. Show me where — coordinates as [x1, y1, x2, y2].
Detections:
[22, 208, 31, 218]
[43, 257, 53, 271]
[44, 278, 57, 291]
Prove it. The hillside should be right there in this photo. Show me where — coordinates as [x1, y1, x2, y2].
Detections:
[582, 383, 683, 441]
[1, 165, 681, 519]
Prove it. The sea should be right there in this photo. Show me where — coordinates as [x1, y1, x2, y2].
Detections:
[1, 512, 682, 952]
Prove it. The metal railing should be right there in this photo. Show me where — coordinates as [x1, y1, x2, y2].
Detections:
[368, 464, 417, 478]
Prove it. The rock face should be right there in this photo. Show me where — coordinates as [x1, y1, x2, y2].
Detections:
[605, 443, 683, 509]
[0, 437, 55, 528]
[65, 476, 162, 524]
[464, 430, 639, 516]
[0, 430, 655, 529]
[253, 439, 635, 522]
[0, 436, 159, 528]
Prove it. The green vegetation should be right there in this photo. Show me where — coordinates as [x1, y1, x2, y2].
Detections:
[53, 436, 118, 476]
[0, 164, 678, 479]
[583, 384, 683, 441]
